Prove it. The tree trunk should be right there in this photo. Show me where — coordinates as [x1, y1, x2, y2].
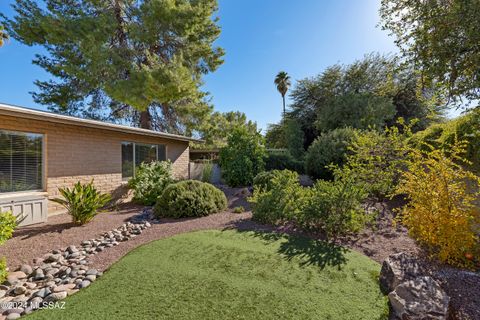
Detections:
[282, 95, 286, 117]
[139, 109, 152, 130]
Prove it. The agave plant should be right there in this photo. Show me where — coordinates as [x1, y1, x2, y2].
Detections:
[51, 180, 111, 225]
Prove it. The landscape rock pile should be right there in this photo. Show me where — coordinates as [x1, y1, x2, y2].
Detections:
[380, 252, 450, 320]
[0, 220, 151, 319]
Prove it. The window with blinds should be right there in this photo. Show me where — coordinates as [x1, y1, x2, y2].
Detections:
[0, 130, 43, 193]
[121, 142, 167, 180]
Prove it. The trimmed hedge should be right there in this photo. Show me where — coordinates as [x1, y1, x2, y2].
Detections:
[154, 180, 227, 218]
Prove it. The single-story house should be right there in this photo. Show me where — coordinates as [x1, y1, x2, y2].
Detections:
[0, 103, 201, 226]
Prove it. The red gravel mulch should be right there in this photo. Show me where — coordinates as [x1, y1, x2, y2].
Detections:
[0, 203, 143, 269]
[0, 205, 250, 272]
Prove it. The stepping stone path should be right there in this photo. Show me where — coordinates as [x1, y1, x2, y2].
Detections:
[0, 219, 152, 319]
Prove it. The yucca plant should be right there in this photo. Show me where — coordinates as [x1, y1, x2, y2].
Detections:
[51, 180, 111, 225]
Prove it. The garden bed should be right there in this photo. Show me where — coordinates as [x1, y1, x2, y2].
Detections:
[2, 188, 479, 319]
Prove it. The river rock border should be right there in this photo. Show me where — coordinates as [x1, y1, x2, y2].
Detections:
[0, 218, 152, 320]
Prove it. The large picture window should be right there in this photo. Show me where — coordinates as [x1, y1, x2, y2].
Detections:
[122, 142, 167, 180]
[0, 130, 43, 193]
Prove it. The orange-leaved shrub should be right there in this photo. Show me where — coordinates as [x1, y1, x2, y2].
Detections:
[396, 139, 480, 268]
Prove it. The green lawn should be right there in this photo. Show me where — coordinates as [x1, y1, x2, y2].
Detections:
[27, 230, 388, 320]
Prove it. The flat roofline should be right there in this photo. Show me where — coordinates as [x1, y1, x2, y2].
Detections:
[0, 103, 203, 143]
[190, 149, 220, 153]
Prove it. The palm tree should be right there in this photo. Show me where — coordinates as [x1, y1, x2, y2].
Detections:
[0, 26, 8, 47]
[274, 71, 291, 117]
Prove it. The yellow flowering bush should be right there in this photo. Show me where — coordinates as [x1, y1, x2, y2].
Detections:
[396, 140, 480, 268]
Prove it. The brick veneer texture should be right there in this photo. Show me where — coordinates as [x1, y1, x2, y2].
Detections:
[0, 115, 190, 214]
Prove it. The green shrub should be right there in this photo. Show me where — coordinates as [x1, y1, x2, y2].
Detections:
[305, 127, 357, 180]
[265, 151, 304, 173]
[0, 258, 7, 283]
[301, 176, 368, 239]
[253, 170, 282, 191]
[410, 109, 480, 172]
[0, 210, 16, 245]
[409, 123, 444, 150]
[51, 180, 111, 225]
[154, 180, 227, 218]
[250, 169, 371, 239]
[0, 211, 16, 283]
[341, 123, 411, 198]
[128, 161, 174, 205]
[201, 160, 214, 183]
[219, 127, 266, 187]
[232, 206, 245, 213]
[249, 170, 309, 224]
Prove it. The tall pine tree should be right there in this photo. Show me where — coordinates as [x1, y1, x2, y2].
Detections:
[2, 0, 224, 132]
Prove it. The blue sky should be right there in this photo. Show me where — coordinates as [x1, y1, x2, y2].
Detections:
[0, 0, 399, 132]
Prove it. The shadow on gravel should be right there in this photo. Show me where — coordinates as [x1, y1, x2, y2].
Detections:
[13, 222, 77, 240]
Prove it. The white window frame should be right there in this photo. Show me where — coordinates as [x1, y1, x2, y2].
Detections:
[0, 129, 45, 194]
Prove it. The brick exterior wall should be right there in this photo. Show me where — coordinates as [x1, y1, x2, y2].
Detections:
[0, 115, 190, 214]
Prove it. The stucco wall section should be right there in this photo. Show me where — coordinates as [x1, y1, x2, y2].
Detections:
[0, 115, 190, 214]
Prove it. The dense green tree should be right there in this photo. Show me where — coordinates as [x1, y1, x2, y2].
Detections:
[265, 123, 286, 149]
[219, 127, 266, 187]
[317, 93, 395, 131]
[264, 118, 305, 158]
[286, 54, 444, 147]
[0, 25, 7, 47]
[380, 0, 480, 103]
[288, 66, 343, 147]
[274, 71, 291, 116]
[193, 111, 258, 149]
[1, 0, 224, 132]
[284, 118, 305, 159]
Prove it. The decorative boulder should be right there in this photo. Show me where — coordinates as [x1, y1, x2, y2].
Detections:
[388, 276, 450, 320]
[379, 252, 425, 294]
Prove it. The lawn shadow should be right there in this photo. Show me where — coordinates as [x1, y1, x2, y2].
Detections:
[225, 219, 348, 270]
